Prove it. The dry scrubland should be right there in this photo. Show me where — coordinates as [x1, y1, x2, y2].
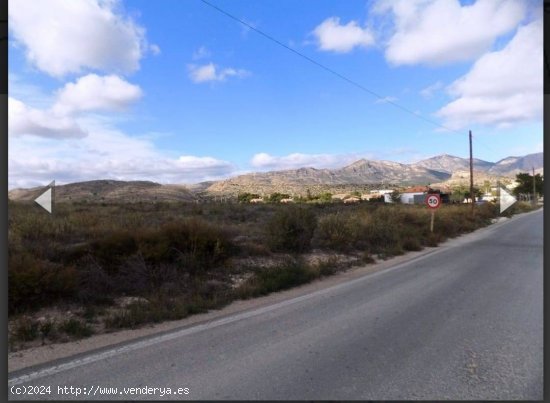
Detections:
[8, 199, 535, 350]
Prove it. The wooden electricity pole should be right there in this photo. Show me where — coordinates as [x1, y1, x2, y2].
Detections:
[469, 130, 474, 215]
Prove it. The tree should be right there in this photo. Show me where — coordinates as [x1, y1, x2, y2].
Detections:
[390, 190, 401, 203]
[512, 173, 543, 199]
[317, 192, 333, 202]
[451, 185, 482, 202]
[268, 192, 291, 203]
[513, 173, 544, 202]
[450, 185, 467, 203]
[465, 187, 483, 201]
[367, 196, 384, 203]
[483, 180, 491, 195]
[237, 192, 260, 203]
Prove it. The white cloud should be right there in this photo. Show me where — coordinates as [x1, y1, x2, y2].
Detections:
[9, 74, 142, 139]
[374, 96, 398, 104]
[53, 74, 143, 115]
[420, 81, 444, 99]
[192, 46, 211, 60]
[9, 97, 87, 139]
[188, 63, 250, 83]
[8, 121, 237, 189]
[250, 152, 364, 171]
[374, 0, 526, 65]
[149, 44, 161, 56]
[8, 0, 148, 77]
[437, 19, 542, 129]
[240, 18, 259, 38]
[312, 17, 375, 53]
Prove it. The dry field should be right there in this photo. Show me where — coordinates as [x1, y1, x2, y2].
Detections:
[8, 198, 534, 351]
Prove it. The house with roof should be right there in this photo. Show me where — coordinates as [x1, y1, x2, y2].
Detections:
[429, 186, 451, 204]
[369, 189, 394, 203]
[399, 186, 430, 204]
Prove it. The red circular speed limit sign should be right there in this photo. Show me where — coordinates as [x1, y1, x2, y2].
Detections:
[425, 194, 441, 209]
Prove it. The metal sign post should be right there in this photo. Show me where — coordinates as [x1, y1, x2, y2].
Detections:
[426, 194, 441, 233]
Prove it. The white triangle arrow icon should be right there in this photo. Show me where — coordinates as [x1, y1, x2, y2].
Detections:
[499, 187, 516, 214]
[35, 182, 54, 214]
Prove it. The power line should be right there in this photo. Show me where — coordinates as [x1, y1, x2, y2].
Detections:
[199, 0, 459, 133]
[470, 132, 500, 158]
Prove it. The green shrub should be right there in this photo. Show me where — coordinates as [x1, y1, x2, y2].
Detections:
[8, 253, 78, 313]
[137, 218, 233, 272]
[237, 193, 261, 203]
[103, 291, 232, 330]
[313, 212, 360, 252]
[506, 201, 535, 215]
[267, 207, 317, 253]
[424, 232, 442, 247]
[59, 318, 94, 338]
[12, 317, 40, 341]
[316, 257, 340, 276]
[362, 252, 376, 264]
[39, 319, 57, 342]
[104, 302, 162, 329]
[236, 260, 315, 299]
[400, 234, 422, 251]
[377, 244, 404, 259]
[268, 193, 291, 203]
[80, 305, 105, 323]
[364, 218, 401, 255]
[104, 295, 211, 329]
[75, 255, 115, 304]
[90, 231, 138, 274]
[113, 254, 156, 294]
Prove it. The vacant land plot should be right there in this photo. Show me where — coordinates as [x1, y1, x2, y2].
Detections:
[8, 199, 534, 350]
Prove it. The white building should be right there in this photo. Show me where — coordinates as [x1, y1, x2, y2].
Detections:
[399, 186, 429, 204]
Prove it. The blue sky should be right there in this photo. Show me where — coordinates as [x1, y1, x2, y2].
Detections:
[8, 0, 543, 188]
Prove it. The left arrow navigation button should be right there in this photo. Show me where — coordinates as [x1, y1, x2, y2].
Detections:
[34, 181, 54, 214]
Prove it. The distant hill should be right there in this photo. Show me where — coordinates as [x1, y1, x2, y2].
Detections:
[8, 180, 197, 203]
[430, 170, 514, 189]
[207, 152, 543, 196]
[488, 153, 544, 176]
[207, 159, 450, 196]
[8, 152, 543, 201]
[413, 154, 494, 173]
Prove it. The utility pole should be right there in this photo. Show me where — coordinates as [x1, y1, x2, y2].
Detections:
[532, 166, 537, 206]
[469, 130, 474, 215]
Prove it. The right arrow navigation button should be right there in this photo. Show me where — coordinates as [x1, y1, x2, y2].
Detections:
[499, 186, 516, 214]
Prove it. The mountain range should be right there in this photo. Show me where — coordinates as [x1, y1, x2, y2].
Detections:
[412, 153, 543, 175]
[8, 180, 196, 203]
[206, 152, 543, 196]
[8, 152, 543, 202]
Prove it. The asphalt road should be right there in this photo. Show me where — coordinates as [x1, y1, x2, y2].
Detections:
[9, 209, 543, 400]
